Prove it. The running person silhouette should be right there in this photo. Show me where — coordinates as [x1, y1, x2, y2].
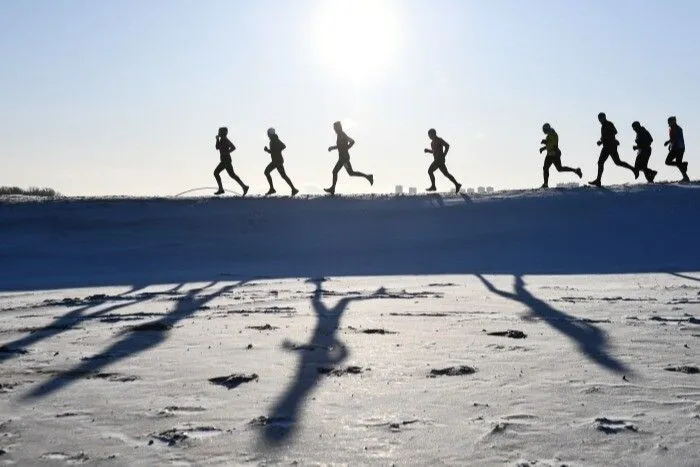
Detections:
[424, 128, 461, 193]
[214, 127, 249, 196]
[539, 123, 582, 188]
[631, 121, 657, 183]
[589, 112, 636, 187]
[664, 116, 690, 182]
[324, 121, 373, 195]
[264, 128, 299, 196]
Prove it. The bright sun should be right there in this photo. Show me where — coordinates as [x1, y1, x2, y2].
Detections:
[313, 0, 402, 84]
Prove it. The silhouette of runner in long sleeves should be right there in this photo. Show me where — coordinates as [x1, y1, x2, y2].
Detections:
[589, 113, 636, 187]
[424, 128, 461, 193]
[324, 121, 373, 195]
[631, 121, 657, 183]
[214, 127, 249, 196]
[263, 128, 299, 196]
[539, 123, 582, 188]
[664, 116, 690, 182]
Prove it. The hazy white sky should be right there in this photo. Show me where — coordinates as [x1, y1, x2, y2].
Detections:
[1, 0, 698, 196]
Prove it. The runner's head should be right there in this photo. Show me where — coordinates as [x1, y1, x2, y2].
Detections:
[668, 116, 677, 126]
[333, 121, 342, 133]
[632, 121, 641, 131]
[218, 127, 228, 137]
[428, 128, 437, 139]
[598, 112, 606, 123]
[542, 123, 551, 133]
[267, 127, 276, 138]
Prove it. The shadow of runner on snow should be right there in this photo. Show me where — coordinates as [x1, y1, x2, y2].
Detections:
[22, 280, 246, 400]
[0, 285, 170, 365]
[668, 272, 700, 283]
[476, 274, 630, 374]
[261, 278, 382, 446]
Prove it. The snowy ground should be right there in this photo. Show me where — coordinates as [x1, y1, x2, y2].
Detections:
[0, 184, 699, 465]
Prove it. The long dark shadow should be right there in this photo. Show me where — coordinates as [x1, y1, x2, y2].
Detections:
[459, 192, 473, 203]
[22, 280, 245, 400]
[476, 274, 629, 374]
[426, 193, 445, 207]
[262, 278, 381, 446]
[668, 272, 700, 283]
[0, 285, 162, 365]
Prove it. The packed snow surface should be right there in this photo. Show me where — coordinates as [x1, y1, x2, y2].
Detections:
[0, 184, 699, 465]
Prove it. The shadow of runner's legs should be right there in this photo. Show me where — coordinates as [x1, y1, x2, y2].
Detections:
[262, 278, 382, 446]
[0, 285, 162, 365]
[475, 274, 629, 374]
[22, 281, 246, 400]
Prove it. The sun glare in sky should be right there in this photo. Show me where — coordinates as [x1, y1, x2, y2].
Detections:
[312, 0, 402, 84]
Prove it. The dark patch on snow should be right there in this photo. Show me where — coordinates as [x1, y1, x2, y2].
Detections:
[35, 368, 138, 382]
[486, 330, 527, 339]
[0, 382, 20, 393]
[13, 325, 79, 333]
[248, 415, 293, 427]
[159, 406, 207, 416]
[347, 326, 397, 335]
[651, 315, 700, 324]
[88, 372, 139, 382]
[490, 422, 509, 434]
[99, 312, 163, 323]
[388, 420, 419, 432]
[209, 373, 259, 389]
[228, 306, 296, 315]
[389, 312, 449, 317]
[361, 328, 396, 335]
[43, 294, 119, 307]
[668, 298, 700, 305]
[376, 288, 443, 299]
[555, 296, 656, 303]
[317, 365, 364, 376]
[55, 412, 80, 418]
[152, 429, 188, 446]
[428, 365, 476, 377]
[664, 365, 699, 374]
[595, 417, 638, 434]
[151, 426, 221, 446]
[246, 324, 278, 331]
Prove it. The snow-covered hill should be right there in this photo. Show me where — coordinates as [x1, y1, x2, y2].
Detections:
[1, 183, 699, 292]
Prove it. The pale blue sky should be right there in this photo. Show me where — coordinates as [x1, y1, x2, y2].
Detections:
[1, 0, 698, 196]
